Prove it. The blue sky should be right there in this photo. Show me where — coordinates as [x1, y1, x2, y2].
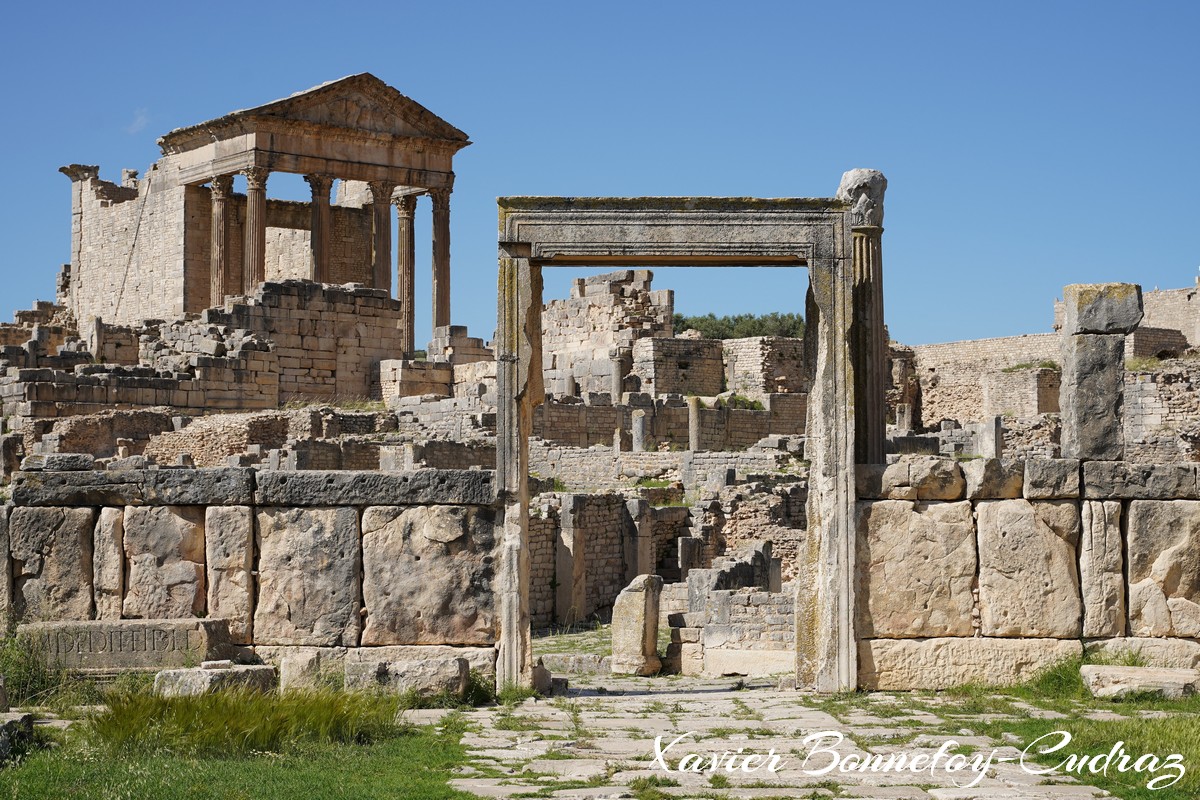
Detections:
[1, 2, 1197, 346]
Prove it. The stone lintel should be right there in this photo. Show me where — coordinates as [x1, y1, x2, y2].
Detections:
[1082, 461, 1200, 500]
[253, 469, 495, 506]
[18, 619, 233, 671]
[11, 469, 255, 506]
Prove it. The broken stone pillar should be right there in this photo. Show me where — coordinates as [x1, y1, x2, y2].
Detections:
[1060, 283, 1142, 460]
[838, 168, 888, 465]
[612, 428, 623, 452]
[631, 409, 647, 452]
[687, 396, 702, 451]
[975, 416, 1003, 459]
[610, 574, 663, 676]
[896, 403, 913, 433]
[555, 495, 586, 625]
[624, 498, 655, 582]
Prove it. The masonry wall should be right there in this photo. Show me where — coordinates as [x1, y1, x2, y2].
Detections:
[981, 367, 1060, 418]
[4, 468, 499, 660]
[722, 336, 807, 398]
[855, 455, 1200, 690]
[631, 337, 724, 396]
[911, 333, 1059, 427]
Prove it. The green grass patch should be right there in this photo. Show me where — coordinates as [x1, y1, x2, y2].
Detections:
[1127, 356, 1163, 372]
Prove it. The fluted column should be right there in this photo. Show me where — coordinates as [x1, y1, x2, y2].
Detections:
[395, 194, 417, 355]
[368, 180, 395, 294]
[430, 187, 452, 330]
[209, 174, 236, 304]
[304, 174, 333, 283]
[242, 167, 269, 291]
[837, 169, 888, 465]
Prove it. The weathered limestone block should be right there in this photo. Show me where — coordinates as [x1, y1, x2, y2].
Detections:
[854, 461, 914, 500]
[9, 507, 96, 621]
[122, 506, 205, 620]
[252, 646, 347, 690]
[93, 508, 124, 620]
[345, 645, 496, 676]
[1061, 334, 1126, 461]
[610, 574, 663, 676]
[858, 637, 1083, 690]
[206, 506, 254, 644]
[703, 649, 794, 678]
[1083, 462, 1199, 500]
[0, 508, 11, 618]
[360, 506, 496, 646]
[1085, 638, 1200, 669]
[20, 454, 95, 471]
[1080, 665, 1199, 699]
[1127, 500, 1200, 637]
[977, 500, 1082, 638]
[1024, 458, 1080, 499]
[11, 468, 254, 507]
[907, 456, 965, 500]
[155, 664, 277, 697]
[1080, 501, 1125, 638]
[255, 507, 361, 647]
[343, 657, 468, 698]
[18, 619, 233, 670]
[254, 470, 494, 507]
[1062, 283, 1144, 335]
[962, 458, 1023, 499]
[856, 500, 975, 637]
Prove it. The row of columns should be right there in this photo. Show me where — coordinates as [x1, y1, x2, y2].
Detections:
[208, 171, 451, 355]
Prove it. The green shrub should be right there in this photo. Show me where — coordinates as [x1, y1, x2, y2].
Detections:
[672, 312, 804, 340]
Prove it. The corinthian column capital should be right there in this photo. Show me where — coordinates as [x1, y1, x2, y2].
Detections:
[367, 180, 396, 204]
[395, 193, 418, 218]
[429, 187, 451, 211]
[304, 174, 333, 197]
[836, 168, 887, 229]
[243, 166, 269, 191]
[210, 174, 234, 200]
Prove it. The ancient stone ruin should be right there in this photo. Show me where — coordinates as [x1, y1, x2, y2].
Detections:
[2, 74, 1199, 694]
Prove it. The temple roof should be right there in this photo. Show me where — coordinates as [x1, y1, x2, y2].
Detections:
[158, 73, 470, 154]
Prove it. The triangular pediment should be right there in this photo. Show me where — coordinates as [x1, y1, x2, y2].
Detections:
[159, 73, 469, 153]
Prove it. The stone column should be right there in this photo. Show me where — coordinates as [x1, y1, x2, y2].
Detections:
[837, 169, 888, 465]
[687, 396, 702, 451]
[631, 410, 647, 452]
[209, 175, 235, 303]
[395, 194, 418, 355]
[431, 187, 452, 330]
[242, 167, 269, 291]
[368, 181, 395, 295]
[610, 574, 663, 676]
[1060, 283, 1144, 460]
[304, 174, 333, 283]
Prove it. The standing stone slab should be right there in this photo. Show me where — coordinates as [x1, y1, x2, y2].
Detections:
[1061, 334, 1126, 461]
[977, 499, 1082, 638]
[610, 574, 663, 676]
[9, 507, 96, 621]
[1062, 282, 1144, 335]
[255, 507, 361, 647]
[122, 506, 205, 620]
[1127, 500, 1200, 637]
[206, 506, 254, 644]
[0, 507, 11, 618]
[93, 508, 124, 620]
[360, 505, 497, 646]
[858, 637, 1082, 690]
[1080, 500, 1125, 638]
[18, 619, 232, 670]
[856, 500, 976, 637]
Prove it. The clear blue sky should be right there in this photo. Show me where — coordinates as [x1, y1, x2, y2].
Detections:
[2, 2, 1197, 346]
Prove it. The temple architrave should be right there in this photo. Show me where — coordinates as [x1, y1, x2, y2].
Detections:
[59, 73, 469, 354]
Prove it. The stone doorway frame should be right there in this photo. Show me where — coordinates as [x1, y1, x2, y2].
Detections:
[494, 196, 861, 692]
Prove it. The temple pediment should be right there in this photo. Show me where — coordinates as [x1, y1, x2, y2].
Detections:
[159, 73, 470, 154]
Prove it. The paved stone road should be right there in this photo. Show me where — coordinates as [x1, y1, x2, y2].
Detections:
[447, 675, 1115, 799]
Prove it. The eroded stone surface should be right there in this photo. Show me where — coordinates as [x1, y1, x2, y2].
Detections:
[18, 619, 232, 670]
[859, 637, 1083, 690]
[155, 664, 277, 697]
[856, 500, 975, 638]
[1080, 500, 1125, 638]
[93, 507, 124, 620]
[1127, 500, 1200, 637]
[610, 574, 662, 676]
[206, 506, 254, 644]
[343, 657, 468, 698]
[907, 456, 965, 500]
[1080, 665, 1199, 699]
[9, 506, 96, 621]
[1062, 282, 1144, 335]
[254, 470, 494, 507]
[1024, 458, 1080, 499]
[1083, 462, 1199, 499]
[977, 499, 1081, 638]
[962, 458, 1023, 499]
[122, 505, 205, 620]
[1085, 637, 1200, 669]
[255, 507, 361, 647]
[1061, 334, 1126, 460]
[360, 505, 497, 646]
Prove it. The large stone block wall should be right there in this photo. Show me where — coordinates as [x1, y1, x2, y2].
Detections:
[4, 468, 499, 657]
[1124, 359, 1200, 463]
[911, 333, 1059, 428]
[722, 336, 806, 398]
[981, 367, 1060, 418]
[856, 455, 1200, 689]
[631, 337, 724, 396]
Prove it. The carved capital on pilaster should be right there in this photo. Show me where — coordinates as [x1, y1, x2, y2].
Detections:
[836, 168, 887, 228]
[303, 173, 333, 198]
[243, 166, 269, 191]
[395, 193, 418, 218]
[59, 164, 100, 182]
[429, 187, 451, 212]
[209, 174, 234, 200]
[367, 180, 396, 204]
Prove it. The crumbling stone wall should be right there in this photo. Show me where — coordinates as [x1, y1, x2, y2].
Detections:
[981, 367, 1060, 418]
[911, 334, 1059, 428]
[1125, 359, 1200, 462]
[721, 336, 806, 398]
[631, 337, 723, 396]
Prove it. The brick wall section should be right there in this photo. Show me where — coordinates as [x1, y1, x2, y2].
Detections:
[911, 333, 1059, 427]
[541, 270, 673, 396]
[529, 496, 560, 630]
[1127, 327, 1191, 359]
[982, 368, 1060, 418]
[1125, 359, 1200, 462]
[722, 336, 806, 398]
[703, 589, 795, 651]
